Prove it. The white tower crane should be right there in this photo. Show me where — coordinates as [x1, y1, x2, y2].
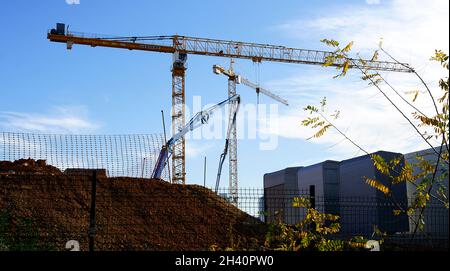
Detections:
[213, 61, 289, 205]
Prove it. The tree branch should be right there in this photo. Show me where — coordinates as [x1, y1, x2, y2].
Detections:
[380, 47, 450, 155]
[350, 58, 449, 165]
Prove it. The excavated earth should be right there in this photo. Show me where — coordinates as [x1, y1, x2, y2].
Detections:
[0, 159, 266, 251]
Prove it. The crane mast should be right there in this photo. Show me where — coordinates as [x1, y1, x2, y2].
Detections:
[212, 61, 239, 204]
[47, 23, 413, 187]
[171, 51, 187, 184]
[228, 64, 238, 205]
[213, 61, 289, 204]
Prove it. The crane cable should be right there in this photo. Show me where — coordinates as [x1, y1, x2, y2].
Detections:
[254, 61, 261, 122]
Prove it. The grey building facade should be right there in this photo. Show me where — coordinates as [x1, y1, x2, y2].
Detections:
[338, 151, 409, 236]
[297, 160, 340, 216]
[263, 150, 411, 237]
[263, 167, 302, 224]
[404, 148, 449, 239]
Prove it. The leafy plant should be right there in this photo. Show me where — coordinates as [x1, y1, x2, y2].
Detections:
[263, 197, 367, 251]
[301, 42, 449, 242]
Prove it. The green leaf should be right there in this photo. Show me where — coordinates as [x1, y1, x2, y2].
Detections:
[301, 117, 320, 126]
[320, 97, 327, 111]
[330, 110, 340, 119]
[303, 105, 319, 113]
[320, 39, 340, 47]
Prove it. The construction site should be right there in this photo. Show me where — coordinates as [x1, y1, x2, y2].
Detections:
[1, 1, 449, 254]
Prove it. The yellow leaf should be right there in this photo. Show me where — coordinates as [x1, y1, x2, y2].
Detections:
[371, 154, 390, 175]
[393, 209, 402, 216]
[342, 61, 349, 75]
[365, 177, 390, 194]
[371, 50, 379, 61]
[311, 121, 325, 129]
[361, 73, 380, 81]
[308, 124, 332, 139]
[412, 91, 419, 102]
[359, 56, 367, 66]
[320, 39, 340, 47]
[342, 41, 354, 53]
[405, 90, 420, 102]
[293, 197, 310, 208]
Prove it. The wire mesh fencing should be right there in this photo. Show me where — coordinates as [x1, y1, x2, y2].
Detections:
[262, 189, 448, 250]
[0, 131, 448, 251]
[0, 175, 448, 251]
[0, 132, 169, 180]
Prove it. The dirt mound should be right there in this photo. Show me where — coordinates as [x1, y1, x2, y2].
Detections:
[0, 158, 62, 176]
[0, 159, 266, 251]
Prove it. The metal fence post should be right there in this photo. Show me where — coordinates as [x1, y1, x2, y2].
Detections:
[309, 185, 316, 232]
[309, 185, 315, 209]
[89, 170, 97, 252]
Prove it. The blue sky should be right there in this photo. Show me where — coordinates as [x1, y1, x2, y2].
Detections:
[1, 0, 449, 188]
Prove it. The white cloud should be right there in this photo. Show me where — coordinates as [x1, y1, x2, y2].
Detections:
[366, 0, 381, 5]
[268, 0, 449, 158]
[65, 0, 80, 4]
[0, 106, 98, 134]
[259, 55, 445, 158]
[277, 0, 449, 61]
[185, 139, 214, 158]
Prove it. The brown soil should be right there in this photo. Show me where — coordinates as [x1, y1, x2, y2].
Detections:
[0, 158, 62, 176]
[0, 159, 266, 251]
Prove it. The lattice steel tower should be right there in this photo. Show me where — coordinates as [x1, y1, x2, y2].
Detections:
[171, 51, 187, 184]
[227, 61, 238, 205]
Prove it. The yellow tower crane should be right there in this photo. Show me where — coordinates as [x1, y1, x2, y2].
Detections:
[47, 23, 413, 185]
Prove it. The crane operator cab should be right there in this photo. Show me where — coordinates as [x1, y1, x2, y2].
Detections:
[50, 23, 66, 35]
[172, 52, 187, 70]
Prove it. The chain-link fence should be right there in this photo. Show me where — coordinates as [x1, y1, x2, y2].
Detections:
[263, 188, 448, 250]
[0, 132, 169, 180]
[0, 132, 448, 251]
